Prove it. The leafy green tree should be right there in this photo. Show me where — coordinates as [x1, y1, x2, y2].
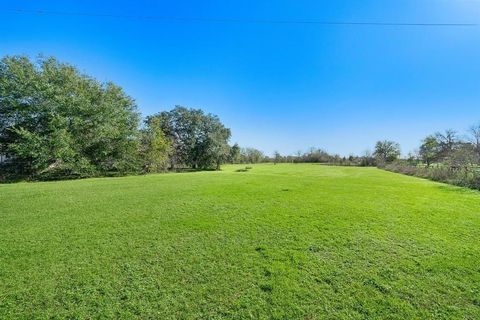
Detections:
[229, 143, 241, 163]
[0, 55, 140, 180]
[374, 140, 401, 164]
[148, 106, 231, 170]
[140, 117, 171, 173]
[212, 129, 232, 170]
[195, 113, 231, 170]
[241, 147, 265, 163]
[273, 151, 282, 164]
[419, 135, 440, 167]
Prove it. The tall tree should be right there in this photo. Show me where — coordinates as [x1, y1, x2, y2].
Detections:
[419, 135, 440, 167]
[241, 148, 264, 163]
[434, 129, 458, 159]
[273, 151, 282, 164]
[469, 124, 480, 162]
[147, 106, 231, 170]
[229, 143, 241, 164]
[374, 140, 401, 164]
[140, 117, 171, 173]
[0, 55, 140, 179]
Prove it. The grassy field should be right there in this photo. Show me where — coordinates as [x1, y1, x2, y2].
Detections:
[1, 164, 479, 319]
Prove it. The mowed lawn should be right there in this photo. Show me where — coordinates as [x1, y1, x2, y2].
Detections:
[1, 164, 479, 319]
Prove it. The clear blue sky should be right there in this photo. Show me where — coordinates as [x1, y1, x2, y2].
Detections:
[1, 1, 479, 156]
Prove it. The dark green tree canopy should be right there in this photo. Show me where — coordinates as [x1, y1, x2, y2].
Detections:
[0, 55, 140, 179]
[139, 117, 171, 173]
[147, 106, 231, 170]
[419, 135, 441, 166]
[229, 143, 240, 164]
[374, 140, 401, 164]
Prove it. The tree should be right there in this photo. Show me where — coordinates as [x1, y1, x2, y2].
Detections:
[435, 129, 458, 159]
[447, 143, 477, 169]
[201, 118, 231, 170]
[407, 151, 419, 165]
[468, 124, 480, 162]
[360, 149, 375, 166]
[140, 117, 171, 173]
[229, 143, 240, 164]
[301, 148, 331, 163]
[0, 55, 140, 180]
[374, 140, 401, 164]
[147, 106, 231, 170]
[240, 148, 265, 163]
[419, 135, 440, 167]
[273, 151, 282, 164]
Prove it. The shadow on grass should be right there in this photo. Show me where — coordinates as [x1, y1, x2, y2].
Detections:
[0, 167, 222, 184]
[436, 184, 480, 195]
[173, 168, 217, 173]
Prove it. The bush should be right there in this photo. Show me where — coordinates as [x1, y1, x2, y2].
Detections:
[384, 161, 480, 190]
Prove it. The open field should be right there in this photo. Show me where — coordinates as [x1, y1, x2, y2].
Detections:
[1, 164, 479, 319]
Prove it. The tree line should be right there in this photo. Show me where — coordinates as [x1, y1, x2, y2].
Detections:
[383, 127, 480, 190]
[270, 129, 480, 190]
[0, 56, 253, 181]
[2, 55, 479, 189]
[269, 148, 373, 166]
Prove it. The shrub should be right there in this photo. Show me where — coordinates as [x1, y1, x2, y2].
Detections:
[384, 161, 480, 191]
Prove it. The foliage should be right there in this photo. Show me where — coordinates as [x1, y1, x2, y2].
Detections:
[385, 125, 480, 191]
[434, 129, 458, 159]
[147, 106, 231, 170]
[240, 147, 265, 163]
[228, 143, 241, 164]
[374, 140, 401, 165]
[273, 151, 281, 164]
[419, 135, 440, 166]
[0, 55, 237, 180]
[140, 117, 171, 173]
[0, 55, 140, 180]
[260, 148, 376, 167]
[385, 161, 480, 190]
[469, 123, 480, 159]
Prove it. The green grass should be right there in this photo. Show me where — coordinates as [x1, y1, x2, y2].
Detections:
[1, 164, 479, 319]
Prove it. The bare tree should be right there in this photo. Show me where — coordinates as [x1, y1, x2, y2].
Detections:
[374, 140, 401, 165]
[435, 129, 458, 157]
[469, 124, 480, 162]
[273, 151, 282, 165]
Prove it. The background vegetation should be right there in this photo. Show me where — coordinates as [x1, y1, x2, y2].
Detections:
[0, 55, 247, 181]
[268, 130, 480, 191]
[382, 128, 480, 190]
[2, 55, 480, 190]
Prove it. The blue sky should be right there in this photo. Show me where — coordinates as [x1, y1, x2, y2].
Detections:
[1, 1, 479, 156]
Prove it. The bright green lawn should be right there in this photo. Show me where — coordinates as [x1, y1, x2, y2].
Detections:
[1, 164, 479, 319]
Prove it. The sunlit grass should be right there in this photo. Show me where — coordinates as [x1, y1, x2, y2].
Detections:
[1, 164, 479, 319]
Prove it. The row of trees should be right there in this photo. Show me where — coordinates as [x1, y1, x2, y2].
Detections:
[266, 142, 401, 167]
[0, 56, 238, 181]
[371, 127, 480, 169]
[2, 55, 478, 190]
[383, 127, 480, 189]
[270, 148, 373, 166]
[418, 128, 480, 168]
